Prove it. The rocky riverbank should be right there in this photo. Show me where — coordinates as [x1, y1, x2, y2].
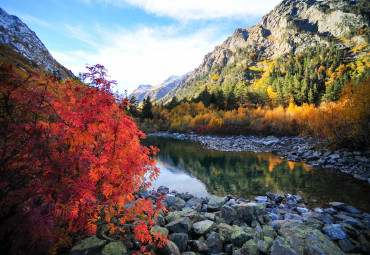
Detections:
[69, 186, 370, 254]
[149, 132, 370, 182]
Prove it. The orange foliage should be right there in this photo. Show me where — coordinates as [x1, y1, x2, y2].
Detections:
[0, 64, 166, 254]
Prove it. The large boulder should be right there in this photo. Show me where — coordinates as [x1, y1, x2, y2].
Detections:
[166, 217, 192, 234]
[159, 240, 181, 255]
[233, 202, 266, 224]
[169, 233, 189, 253]
[101, 242, 127, 255]
[208, 195, 228, 211]
[69, 235, 107, 255]
[205, 232, 223, 254]
[322, 224, 347, 240]
[278, 221, 345, 255]
[230, 226, 253, 247]
[192, 220, 215, 236]
[220, 205, 238, 225]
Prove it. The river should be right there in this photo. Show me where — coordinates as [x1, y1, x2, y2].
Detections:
[143, 136, 370, 212]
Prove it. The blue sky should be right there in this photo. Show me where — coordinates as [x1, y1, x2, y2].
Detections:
[1, 0, 281, 93]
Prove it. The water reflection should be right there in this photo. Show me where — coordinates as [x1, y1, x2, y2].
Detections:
[144, 136, 370, 212]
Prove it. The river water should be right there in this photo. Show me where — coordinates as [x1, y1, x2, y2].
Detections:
[143, 136, 370, 212]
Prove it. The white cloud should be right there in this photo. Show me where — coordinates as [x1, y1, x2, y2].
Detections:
[52, 25, 223, 94]
[101, 0, 281, 20]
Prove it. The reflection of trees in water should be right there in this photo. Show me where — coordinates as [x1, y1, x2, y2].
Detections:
[143, 136, 370, 211]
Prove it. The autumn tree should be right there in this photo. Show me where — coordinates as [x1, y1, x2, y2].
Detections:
[0, 64, 166, 254]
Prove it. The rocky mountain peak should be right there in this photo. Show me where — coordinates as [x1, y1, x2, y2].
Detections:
[0, 8, 73, 79]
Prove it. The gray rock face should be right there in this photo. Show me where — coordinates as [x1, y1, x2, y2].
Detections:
[0, 8, 74, 78]
[164, 0, 368, 103]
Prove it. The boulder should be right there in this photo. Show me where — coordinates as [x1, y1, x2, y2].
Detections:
[165, 195, 186, 210]
[166, 217, 192, 234]
[205, 232, 223, 254]
[188, 240, 208, 253]
[69, 235, 107, 255]
[157, 186, 169, 195]
[230, 226, 253, 247]
[208, 195, 228, 211]
[159, 240, 181, 255]
[220, 205, 238, 225]
[257, 236, 274, 254]
[169, 233, 189, 253]
[322, 224, 347, 240]
[151, 225, 169, 236]
[192, 220, 215, 236]
[233, 202, 266, 224]
[278, 221, 345, 254]
[240, 240, 258, 255]
[101, 242, 128, 255]
[270, 238, 297, 255]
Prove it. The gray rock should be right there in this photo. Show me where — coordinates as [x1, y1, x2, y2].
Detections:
[278, 221, 345, 254]
[255, 196, 268, 203]
[241, 239, 258, 255]
[157, 186, 169, 195]
[166, 217, 192, 234]
[329, 202, 347, 211]
[205, 232, 223, 254]
[101, 242, 127, 255]
[186, 198, 202, 211]
[338, 239, 357, 253]
[334, 213, 365, 229]
[297, 207, 309, 214]
[322, 224, 347, 240]
[160, 240, 181, 255]
[208, 195, 228, 211]
[257, 236, 273, 254]
[233, 202, 266, 224]
[329, 154, 340, 159]
[270, 238, 297, 255]
[151, 225, 169, 236]
[266, 192, 284, 204]
[169, 233, 189, 253]
[193, 220, 215, 236]
[188, 240, 208, 253]
[166, 195, 186, 210]
[69, 235, 107, 255]
[220, 205, 238, 225]
[230, 226, 253, 247]
[346, 205, 362, 214]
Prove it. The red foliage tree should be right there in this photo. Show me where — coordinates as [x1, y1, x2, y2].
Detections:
[0, 64, 165, 254]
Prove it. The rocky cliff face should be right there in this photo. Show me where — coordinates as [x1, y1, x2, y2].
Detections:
[167, 0, 368, 101]
[129, 73, 190, 103]
[0, 8, 74, 79]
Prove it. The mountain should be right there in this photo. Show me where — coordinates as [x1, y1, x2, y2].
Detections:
[159, 0, 369, 103]
[0, 8, 74, 79]
[129, 73, 190, 103]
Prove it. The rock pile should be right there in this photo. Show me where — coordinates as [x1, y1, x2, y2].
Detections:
[69, 186, 370, 254]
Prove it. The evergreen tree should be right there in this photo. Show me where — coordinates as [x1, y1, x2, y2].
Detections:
[141, 96, 154, 120]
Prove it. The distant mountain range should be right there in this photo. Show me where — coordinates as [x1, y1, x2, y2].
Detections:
[130, 0, 369, 104]
[0, 8, 74, 79]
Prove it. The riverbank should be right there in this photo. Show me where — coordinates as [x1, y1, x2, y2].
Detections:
[69, 186, 370, 254]
[149, 132, 370, 182]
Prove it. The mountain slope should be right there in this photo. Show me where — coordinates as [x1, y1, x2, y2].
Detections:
[0, 8, 74, 79]
[129, 73, 190, 103]
[161, 0, 369, 103]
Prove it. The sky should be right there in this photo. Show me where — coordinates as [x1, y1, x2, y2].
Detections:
[1, 0, 281, 94]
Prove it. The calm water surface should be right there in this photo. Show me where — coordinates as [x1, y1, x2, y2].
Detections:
[143, 136, 370, 212]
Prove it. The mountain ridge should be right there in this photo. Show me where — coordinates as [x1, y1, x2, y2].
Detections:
[0, 8, 74, 79]
[158, 0, 369, 103]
